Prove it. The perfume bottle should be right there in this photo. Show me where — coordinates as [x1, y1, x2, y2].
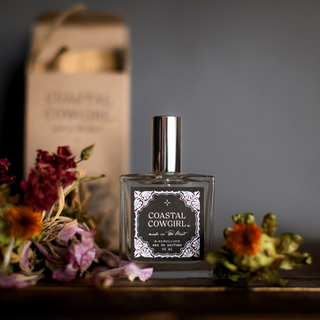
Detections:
[119, 116, 215, 278]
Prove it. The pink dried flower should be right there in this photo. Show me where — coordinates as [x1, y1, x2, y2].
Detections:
[0, 159, 15, 186]
[51, 227, 97, 282]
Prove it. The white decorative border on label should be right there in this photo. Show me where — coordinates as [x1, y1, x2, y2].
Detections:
[133, 190, 201, 259]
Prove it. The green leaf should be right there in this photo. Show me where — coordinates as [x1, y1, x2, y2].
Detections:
[80, 174, 106, 183]
[247, 268, 288, 287]
[279, 252, 312, 270]
[206, 252, 238, 272]
[275, 233, 303, 254]
[8, 193, 20, 204]
[228, 273, 239, 282]
[262, 213, 277, 237]
[0, 184, 10, 204]
[0, 232, 11, 247]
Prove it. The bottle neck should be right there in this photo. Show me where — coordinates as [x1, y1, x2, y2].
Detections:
[151, 116, 181, 173]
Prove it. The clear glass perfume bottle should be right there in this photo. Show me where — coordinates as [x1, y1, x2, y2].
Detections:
[119, 116, 215, 278]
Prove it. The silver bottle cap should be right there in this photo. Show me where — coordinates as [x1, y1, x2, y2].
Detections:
[152, 115, 181, 173]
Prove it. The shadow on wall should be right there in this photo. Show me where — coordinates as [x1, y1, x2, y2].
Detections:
[0, 61, 25, 195]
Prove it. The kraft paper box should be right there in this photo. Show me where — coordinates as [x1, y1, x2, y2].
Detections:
[24, 9, 130, 251]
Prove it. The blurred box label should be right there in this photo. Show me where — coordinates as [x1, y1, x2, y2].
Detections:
[25, 9, 130, 251]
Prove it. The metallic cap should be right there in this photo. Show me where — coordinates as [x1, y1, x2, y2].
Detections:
[152, 116, 181, 173]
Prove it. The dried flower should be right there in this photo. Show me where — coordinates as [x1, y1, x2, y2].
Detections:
[224, 222, 262, 257]
[207, 212, 312, 286]
[0, 159, 14, 186]
[3, 205, 42, 240]
[0, 144, 152, 290]
[20, 167, 60, 211]
[36, 146, 76, 171]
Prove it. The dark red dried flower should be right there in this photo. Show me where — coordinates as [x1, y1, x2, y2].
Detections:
[58, 170, 78, 186]
[20, 166, 60, 211]
[36, 150, 53, 167]
[0, 159, 15, 186]
[36, 146, 77, 171]
[22, 146, 78, 211]
[53, 146, 77, 171]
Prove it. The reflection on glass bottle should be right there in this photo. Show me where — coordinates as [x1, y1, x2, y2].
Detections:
[120, 116, 215, 278]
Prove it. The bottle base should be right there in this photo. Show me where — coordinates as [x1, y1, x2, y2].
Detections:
[121, 259, 214, 279]
[150, 270, 213, 279]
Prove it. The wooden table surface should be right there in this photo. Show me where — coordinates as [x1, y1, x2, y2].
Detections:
[1, 242, 320, 320]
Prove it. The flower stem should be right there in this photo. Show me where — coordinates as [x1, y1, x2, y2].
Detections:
[3, 237, 15, 272]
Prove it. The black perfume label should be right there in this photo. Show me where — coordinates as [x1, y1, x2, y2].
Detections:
[131, 187, 204, 261]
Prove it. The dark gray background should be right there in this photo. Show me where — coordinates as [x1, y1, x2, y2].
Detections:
[1, 0, 319, 244]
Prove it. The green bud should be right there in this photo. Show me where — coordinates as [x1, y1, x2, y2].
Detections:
[262, 213, 277, 237]
[80, 144, 95, 161]
[223, 227, 233, 238]
[232, 213, 255, 225]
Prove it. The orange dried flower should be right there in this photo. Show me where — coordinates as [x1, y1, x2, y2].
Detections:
[4, 205, 43, 239]
[225, 222, 262, 257]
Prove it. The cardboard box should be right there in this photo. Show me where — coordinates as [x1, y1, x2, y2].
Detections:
[24, 7, 130, 251]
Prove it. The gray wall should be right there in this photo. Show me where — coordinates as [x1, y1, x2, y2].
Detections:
[1, 0, 320, 244]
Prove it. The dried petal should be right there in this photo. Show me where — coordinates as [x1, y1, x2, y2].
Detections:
[19, 241, 32, 274]
[0, 272, 44, 289]
[124, 263, 153, 282]
[89, 266, 114, 288]
[68, 241, 96, 275]
[33, 242, 65, 268]
[52, 263, 78, 282]
[56, 220, 78, 245]
[89, 263, 153, 287]
[76, 227, 96, 241]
